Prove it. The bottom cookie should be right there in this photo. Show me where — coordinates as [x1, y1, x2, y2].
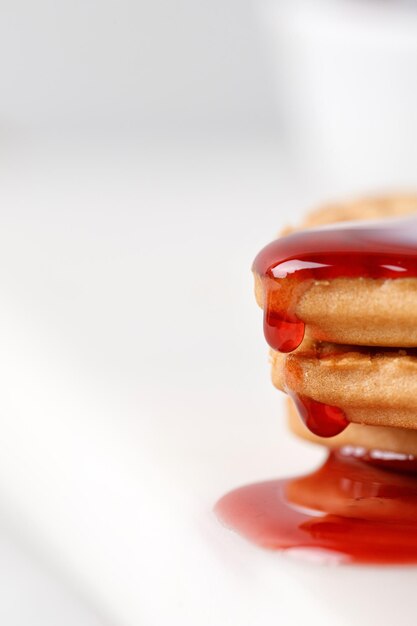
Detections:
[287, 399, 417, 456]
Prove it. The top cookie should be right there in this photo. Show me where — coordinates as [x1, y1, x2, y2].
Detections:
[253, 195, 417, 350]
[292, 194, 417, 231]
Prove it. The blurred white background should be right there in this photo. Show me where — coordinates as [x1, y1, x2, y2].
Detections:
[0, 0, 276, 133]
[2, 1, 417, 625]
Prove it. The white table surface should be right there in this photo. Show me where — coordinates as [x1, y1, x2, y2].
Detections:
[0, 133, 416, 625]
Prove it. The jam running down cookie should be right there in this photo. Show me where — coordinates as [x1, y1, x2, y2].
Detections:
[215, 195, 417, 565]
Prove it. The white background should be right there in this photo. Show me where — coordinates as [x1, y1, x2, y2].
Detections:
[0, 0, 276, 132]
[2, 1, 417, 625]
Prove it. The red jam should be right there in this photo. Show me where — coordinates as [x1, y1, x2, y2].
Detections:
[289, 393, 349, 438]
[215, 449, 417, 564]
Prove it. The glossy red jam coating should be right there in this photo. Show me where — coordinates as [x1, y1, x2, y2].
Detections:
[253, 217, 417, 353]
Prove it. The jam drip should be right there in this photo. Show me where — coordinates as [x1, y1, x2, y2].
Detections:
[264, 308, 305, 354]
[290, 393, 349, 438]
[215, 450, 417, 564]
[262, 275, 308, 353]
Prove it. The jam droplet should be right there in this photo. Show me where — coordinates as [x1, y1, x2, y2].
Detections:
[264, 309, 305, 353]
[215, 450, 417, 564]
[290, 393, 349, 438]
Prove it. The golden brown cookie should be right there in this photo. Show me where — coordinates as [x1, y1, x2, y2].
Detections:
[253, 194, 417, 348]
[254, 274, 417, 347]
[271, 337, 417, 430]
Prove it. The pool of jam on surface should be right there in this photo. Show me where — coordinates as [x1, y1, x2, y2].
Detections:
[253, 217, 417, 354]
[215, 448, 417, 564]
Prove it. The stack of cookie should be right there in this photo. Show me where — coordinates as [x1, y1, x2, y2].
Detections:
[253, 196, 417, 458]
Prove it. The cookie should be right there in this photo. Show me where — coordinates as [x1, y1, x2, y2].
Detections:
[253, 195, 417, 350]
[291, 194, 417, 231]
[271, 337, 417, 430]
